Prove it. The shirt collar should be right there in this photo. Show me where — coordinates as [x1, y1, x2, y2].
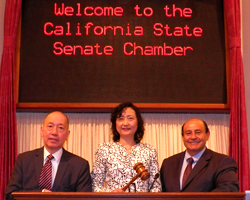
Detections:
[43, 147, 63, 163]
[184, 147, 206, 163]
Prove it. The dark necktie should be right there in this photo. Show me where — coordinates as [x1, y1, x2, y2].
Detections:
[39, 154, 54, 190]
[182, 157, 194, 188]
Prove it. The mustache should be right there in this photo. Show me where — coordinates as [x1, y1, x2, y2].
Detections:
[187, 139, 200, 143]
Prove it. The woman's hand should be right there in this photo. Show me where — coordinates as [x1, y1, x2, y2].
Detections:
[112, 188, 125, 192]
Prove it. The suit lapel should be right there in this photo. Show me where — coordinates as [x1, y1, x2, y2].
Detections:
[35, 147, 44, 182]
[176, 152, 185, 191]
[182, 149, 212, 189]
[52, 149, 70, 191]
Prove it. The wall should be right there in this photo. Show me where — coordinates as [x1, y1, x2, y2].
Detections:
[242, 0, 250, 156]
[0, 0, 250, 159]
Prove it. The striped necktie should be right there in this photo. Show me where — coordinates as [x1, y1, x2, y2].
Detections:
[182, 157, 194, 188]
[39, 154, 54, 190]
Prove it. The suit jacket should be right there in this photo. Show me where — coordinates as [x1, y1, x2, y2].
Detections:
[5, 147, 92, 200]
[160, 148, 239, 192]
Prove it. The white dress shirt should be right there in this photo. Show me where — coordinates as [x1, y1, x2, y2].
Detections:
[43, 147, 63, 188]
[179, 147, 206, 189]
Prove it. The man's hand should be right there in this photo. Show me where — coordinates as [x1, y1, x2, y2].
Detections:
[43, 189, 52, 192]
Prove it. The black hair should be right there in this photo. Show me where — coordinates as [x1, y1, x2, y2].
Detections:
[110, 102, 144, 143]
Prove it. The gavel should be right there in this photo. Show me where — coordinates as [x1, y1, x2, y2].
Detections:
[122, 162, 150, 191]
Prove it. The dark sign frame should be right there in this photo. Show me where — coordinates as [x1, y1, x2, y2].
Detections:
[16, 0, 229, 113]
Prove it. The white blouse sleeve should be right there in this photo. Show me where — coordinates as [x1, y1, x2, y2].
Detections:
[148, 147, 162, 192]
[91, 144, 112, 192]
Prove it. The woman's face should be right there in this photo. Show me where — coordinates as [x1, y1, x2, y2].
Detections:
[116, 107, 138, 139]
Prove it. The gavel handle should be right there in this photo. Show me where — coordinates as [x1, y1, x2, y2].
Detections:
[122, 173, 140, 191]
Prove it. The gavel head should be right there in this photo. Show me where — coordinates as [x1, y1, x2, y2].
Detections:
[133, 162, 150, 181]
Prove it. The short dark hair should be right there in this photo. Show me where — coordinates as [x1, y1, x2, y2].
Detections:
[110, 102, 144, 143]
[181, 119, 209, 136]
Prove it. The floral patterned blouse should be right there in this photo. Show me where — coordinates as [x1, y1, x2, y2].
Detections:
[91, 142, 161, 192]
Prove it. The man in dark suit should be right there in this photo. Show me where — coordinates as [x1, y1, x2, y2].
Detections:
[160, 118, 239, 192]
[5, 111, 92, 200]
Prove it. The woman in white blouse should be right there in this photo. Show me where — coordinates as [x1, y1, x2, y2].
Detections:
[91, 102, 161, 192]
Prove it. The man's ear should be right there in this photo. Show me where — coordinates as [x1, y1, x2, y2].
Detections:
[65, 130, 70, 141]
[40, 126, 44, 137]
[206, 130, 210, 140]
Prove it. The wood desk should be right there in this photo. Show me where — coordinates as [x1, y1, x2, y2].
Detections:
[12, 192, 245, 200]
